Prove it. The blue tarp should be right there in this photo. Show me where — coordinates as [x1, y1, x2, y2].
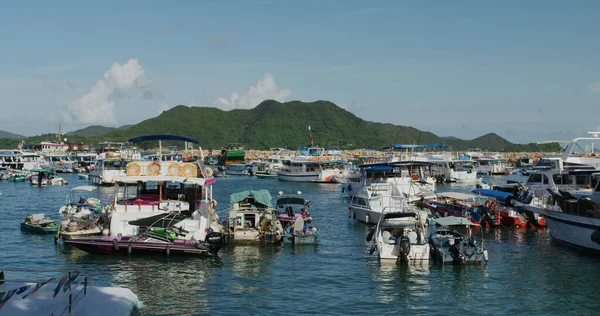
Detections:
[128, 134, 201, 144]
[365, 166, 394, 172]
[471, 189, 513, 199]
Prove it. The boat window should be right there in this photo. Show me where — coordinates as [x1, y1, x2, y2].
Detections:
[527, 174, 542, 184]
[553, 174, 564, 185]
[575, 175, 588, 186]
[542, 174, 549, 185]
[592, 177, 600, 192]
[244, 214, 256, 228]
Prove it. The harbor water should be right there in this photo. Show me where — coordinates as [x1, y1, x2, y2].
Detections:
[1, 174, 599, 315]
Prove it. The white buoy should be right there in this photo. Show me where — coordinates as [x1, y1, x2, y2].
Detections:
[365, 214, 370, 224]
[483, 250, 489, 262]
[347, 208, 351, 218]
[102, 228, 109, 236]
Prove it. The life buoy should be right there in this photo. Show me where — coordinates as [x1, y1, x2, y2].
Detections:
[167, 162, 182, 176]
[585, 184, 592, 189]
[126, 162, 142, 176]
[484, 200, 497, 211]
[182, 163, 197, 177]
[411, 175, 419, 181]
[147, 162, 161, 176]
[203, 166, 213, 178]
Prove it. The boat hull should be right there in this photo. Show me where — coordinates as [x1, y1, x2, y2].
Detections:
[537, 208, 600, 252]
[65, 238, 213, 256]
[349, 206, 383, 225]
[20, 222, 58, 234]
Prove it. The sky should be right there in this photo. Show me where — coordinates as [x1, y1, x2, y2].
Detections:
[1, 0, 600, 143]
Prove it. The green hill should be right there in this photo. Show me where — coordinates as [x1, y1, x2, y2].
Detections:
[0, 130, 24, 139]
[101, 100, 516, 150]
[0, 100, 561, 151]
[66, 125, 117, 137]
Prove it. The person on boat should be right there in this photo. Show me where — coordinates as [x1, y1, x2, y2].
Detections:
[285, 206, 295, 217]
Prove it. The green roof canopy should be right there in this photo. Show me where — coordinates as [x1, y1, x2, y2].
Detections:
[229, 189, 273, 207]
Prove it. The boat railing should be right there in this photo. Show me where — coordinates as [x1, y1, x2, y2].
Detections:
[0, 267, 88, 316]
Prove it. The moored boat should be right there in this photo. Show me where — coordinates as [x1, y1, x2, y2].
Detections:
[368, 211, 429, 264]
[20, 214, 59, 234]
[275, 191, 318, 245]
[224, 189, 283, 245]
[428, 216, 488, 265]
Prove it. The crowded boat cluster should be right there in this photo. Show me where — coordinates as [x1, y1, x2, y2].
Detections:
[2, 130, 600, 314]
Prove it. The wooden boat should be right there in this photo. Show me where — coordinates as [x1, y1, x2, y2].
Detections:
[20, 214, 59, 233]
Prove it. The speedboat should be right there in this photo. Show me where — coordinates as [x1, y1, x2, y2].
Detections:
[224, 189, 283, 244]
[519, 180, 600, 252]
[65, 212, 222, 256]
[426, 192, 501, 227]
[428, 216, 488, 265]
[0, 268, 141, 315]
[368, 211, 429, 264]
[275, 191, 318, 245]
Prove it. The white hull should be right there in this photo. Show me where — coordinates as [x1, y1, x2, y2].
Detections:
[277, 170, 340, 183]
[90, 170, 125, 185]
[378, 243, 430, 264]
[349, 206, 383, 224]
[539, 208, 600, 252]
[450, 171, 477, 183]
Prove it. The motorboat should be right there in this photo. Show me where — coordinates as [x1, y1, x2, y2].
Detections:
[518, 176, 600, 252]
[275, 191, 318, 245]
[29, 169, 68, 186]
[474, 155, 510, 175]
[227, 163, 253, 176]
[368, 211, 429, 264]
[340, 161, 436, 202]
[56, 185, 107, 240]
[0, 268, 141, 315]
[418, 154, 477, 183]
[224, 189, 283, 244]
[425, 192, 501, 227]
[428, 216, 488, 265]
[65, 212, 222, 256]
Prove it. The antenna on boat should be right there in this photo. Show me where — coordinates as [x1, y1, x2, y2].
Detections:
[308, 126, 313, 147]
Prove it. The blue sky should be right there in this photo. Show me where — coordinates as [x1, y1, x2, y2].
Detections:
[1, 1, 599, 143]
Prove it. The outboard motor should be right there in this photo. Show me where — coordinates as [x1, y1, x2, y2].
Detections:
[396, 236, 411, 263]
[205, 232, 223, 254]
[449, 240, 467, 265]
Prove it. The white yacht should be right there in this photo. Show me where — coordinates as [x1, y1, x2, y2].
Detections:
[474, 155, 510, 175]
[340, 161, 436, 202]
[520, 173, 600, 252]
[46, 153, 78, 173]
[421, 154, 477, 183]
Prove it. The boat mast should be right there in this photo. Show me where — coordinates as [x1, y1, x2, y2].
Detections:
[308, 126, 313, 147]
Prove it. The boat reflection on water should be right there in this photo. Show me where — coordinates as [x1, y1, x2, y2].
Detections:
[61, 249, 222, 314]
[226, 245, 282, 279]
[369, 264, 431, 308]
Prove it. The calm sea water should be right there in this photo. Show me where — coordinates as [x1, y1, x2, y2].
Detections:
[1, 174, 600, 315]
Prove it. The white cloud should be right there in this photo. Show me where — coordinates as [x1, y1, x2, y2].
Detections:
[587, 82, 600, 93]
[62, 58, 155, 125]
[215, 74, 292, 109]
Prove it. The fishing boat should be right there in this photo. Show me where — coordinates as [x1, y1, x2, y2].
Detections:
[428, 216, 489, 265]
[58, 186, 104, 215]
[474, 155, 510, 175]
[367, 211, 429, 264]
[275, 191, 318, 245]
[218, 143, 245, 166]
[20, 213, 59, 234]
[224, 189, 283, 244]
